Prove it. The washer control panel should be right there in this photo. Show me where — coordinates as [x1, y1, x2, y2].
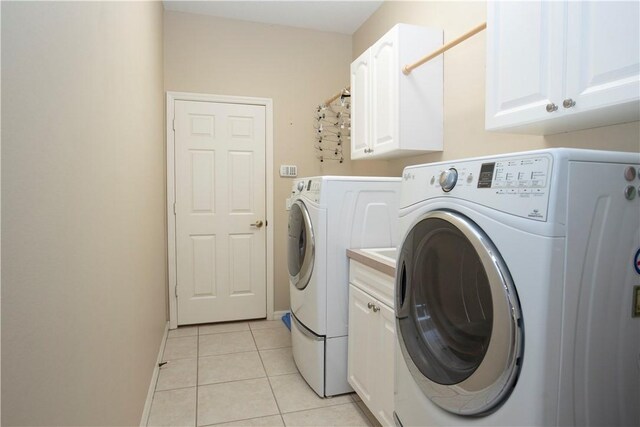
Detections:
[415, 154, 553, 221]
[291, 178, 321, 203]
[478, 156, 550, 191]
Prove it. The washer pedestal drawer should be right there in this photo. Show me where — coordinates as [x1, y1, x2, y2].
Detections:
[291, 314, 353, 397]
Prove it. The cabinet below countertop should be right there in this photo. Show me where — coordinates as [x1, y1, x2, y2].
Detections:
[347, 251, 396, 426]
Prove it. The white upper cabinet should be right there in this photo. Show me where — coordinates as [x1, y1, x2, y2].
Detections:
[486, 0, 640, 135]
[351, 24, 443, 160]
[351, 49, 370, 159]
[485, 1, 565, 129]
[564, 1, 640, 111]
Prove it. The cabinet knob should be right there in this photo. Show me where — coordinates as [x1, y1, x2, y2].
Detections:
[372, 305, 380, 313]
[367, 302, 374, 309]
[546, 103, 558, 112]
[562, 98, 576, 108]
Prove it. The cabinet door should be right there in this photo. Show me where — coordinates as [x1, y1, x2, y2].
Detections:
[375, 303, 396, 427]
[370, 29, 398, 156]
[485, 1, 566, 130]
[347, 284, 376, 405]
[350, 50, 370, 160]
[564, 1, 640, 112]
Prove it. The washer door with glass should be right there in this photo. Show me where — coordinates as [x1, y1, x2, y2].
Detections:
[288, 200, 315, 291]
[396, 210, 523, 416]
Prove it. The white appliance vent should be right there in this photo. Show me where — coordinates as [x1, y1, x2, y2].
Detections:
[280, 165, 298, 177]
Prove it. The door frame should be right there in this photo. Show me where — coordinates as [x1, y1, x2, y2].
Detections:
[166, 91, 274, 329]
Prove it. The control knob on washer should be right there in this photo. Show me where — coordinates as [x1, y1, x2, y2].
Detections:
[439, 168, 458, 192]
[297, 181, 305, 192]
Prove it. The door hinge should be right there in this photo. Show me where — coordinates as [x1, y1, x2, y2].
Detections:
[173, 202, 176, 215]
[175, 285, 178, 298]
[172, 118, 175, 131]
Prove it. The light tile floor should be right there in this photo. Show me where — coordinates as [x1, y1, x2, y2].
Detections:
[147, 319, 380, 427]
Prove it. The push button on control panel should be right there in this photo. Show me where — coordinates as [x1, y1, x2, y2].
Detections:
[624, 185, 636, 200]
[624, 166, 637, 181]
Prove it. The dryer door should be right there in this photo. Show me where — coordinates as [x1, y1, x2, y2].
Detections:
[396, 210, 523, 416]
[288, 200, 315, 290]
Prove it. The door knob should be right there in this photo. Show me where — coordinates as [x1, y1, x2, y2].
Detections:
[251, 220, 264, 228]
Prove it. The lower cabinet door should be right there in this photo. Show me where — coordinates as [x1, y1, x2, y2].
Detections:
[375, 302, 396, 426]
[348, 284, 376, 405]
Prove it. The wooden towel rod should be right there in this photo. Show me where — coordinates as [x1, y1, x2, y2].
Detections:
[323, 87, 351, 108]
[321, 22, 486, 106]
[402, 22, 487, 75]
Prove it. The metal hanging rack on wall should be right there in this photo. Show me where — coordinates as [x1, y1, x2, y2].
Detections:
[314, 87, 350, 164]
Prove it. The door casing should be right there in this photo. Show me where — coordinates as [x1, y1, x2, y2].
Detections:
[166, 91, 274, 329]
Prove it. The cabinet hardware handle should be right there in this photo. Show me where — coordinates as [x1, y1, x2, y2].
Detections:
[546, 103, 558, 112]
[372, 305, 380, 313]
[367, 302, 374, 309]
[562, 98, 576, 108]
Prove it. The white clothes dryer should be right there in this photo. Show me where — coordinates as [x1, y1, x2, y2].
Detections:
[394, 149, 640, 426]
[287, 176, 401, 397]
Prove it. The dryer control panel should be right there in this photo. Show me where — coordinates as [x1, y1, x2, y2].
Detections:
[404, 153, 553, 221]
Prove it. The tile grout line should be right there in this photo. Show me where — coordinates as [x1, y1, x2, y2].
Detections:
[198, 371, 267, 388]
[199, 413, 283, 427]
[279, 400, 362, 416]
[194, 327, 250, 337]
[351, 399, 376, 427]
[154, 384, 198, 393]
[252, 327, 284, 417]
[200, 349, 263, 360]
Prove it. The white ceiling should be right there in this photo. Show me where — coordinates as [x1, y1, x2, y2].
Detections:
[163, 1, 384, 35]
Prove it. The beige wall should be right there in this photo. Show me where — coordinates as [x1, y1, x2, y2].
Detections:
[352, 1, 640, 176]
[1, 2, 167, 425]
[166, 3, 640, 313]
[164, 11, 390, 312]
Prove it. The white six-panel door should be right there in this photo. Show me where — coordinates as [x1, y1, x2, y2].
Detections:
[174, 100, 266, 325]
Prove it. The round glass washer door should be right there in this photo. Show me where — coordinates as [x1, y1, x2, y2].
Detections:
[288, 200, 315, 290]
[396, 210, 523, 416]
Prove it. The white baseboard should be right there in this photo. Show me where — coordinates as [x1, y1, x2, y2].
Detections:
[271, 310, 290, 321]
[140, 321, 169, 426]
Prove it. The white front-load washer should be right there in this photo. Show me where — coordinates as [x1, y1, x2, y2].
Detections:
[287, 176, 401, 397]
[394, 149, 640, 426]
